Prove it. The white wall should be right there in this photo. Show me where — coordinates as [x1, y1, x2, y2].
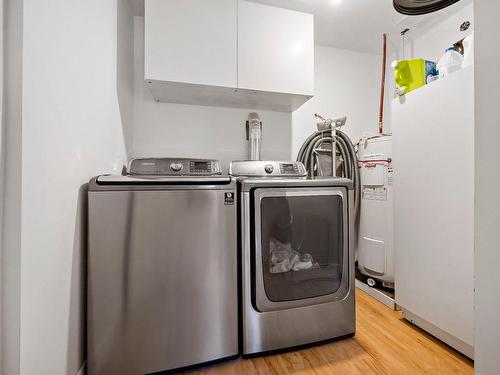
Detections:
[291, 45, 381, 156]
[0, 0, 4, 370]
[401, 3, 474, 62]
[132, 17, 292, 169]
[117, 0, 135, 157]
[474, 2, 500, 374]
[393, 66, 474, 356]
[386, 3, 474, 121]
[19, 1, 129, 374]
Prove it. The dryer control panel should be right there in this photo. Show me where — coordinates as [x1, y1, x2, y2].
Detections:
[229, 161, 307, 178]
[128, 158, 222, 176]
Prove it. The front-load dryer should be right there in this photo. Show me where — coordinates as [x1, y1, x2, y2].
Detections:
[230, 161, 355, 356]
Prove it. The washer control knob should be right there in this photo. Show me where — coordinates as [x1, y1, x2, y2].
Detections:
[170, 162, 183, 172]
[264, 164, 274, 174]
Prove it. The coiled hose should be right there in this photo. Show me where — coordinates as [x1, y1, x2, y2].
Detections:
[296, 129, 361, 220]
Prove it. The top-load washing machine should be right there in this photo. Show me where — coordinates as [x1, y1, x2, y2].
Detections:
[230, 161, 355, 356]
[87, 158, 238, 375]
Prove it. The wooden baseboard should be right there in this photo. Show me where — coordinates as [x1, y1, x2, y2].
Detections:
[355, 280, 397, 310]
[403, 309, 474, 359]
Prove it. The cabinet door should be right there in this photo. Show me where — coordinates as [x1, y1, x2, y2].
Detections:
[237, 1, 314, 96]
[145, 0, 237, 88]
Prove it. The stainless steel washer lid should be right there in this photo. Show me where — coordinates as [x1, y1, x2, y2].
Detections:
[229, 160, 307, 178]
[95, 175, 232, 184]
[89, 175, 235, 192]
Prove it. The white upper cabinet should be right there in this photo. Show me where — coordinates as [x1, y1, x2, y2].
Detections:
[144, 0, 314, 112]
[145, 0, 237, 88]
[237, 0, 314, 96]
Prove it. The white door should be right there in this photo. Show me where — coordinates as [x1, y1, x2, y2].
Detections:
[237, 0, 314, 96]
[253, 188, 349, 312]
[144, 0, 237, 88]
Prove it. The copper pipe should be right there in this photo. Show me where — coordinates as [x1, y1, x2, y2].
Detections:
[379, 33, 387, 135]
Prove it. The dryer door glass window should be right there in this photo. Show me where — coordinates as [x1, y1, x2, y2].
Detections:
[258, 191, 345, 302]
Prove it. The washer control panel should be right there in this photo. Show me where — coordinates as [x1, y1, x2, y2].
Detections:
[279, 163, 300, 175]
[128, 158, 222, 176]
[229, 161, 306, 177]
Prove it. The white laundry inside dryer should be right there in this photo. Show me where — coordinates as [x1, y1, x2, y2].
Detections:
[260, 193, 345, 303]
[269, 237, 318, 274]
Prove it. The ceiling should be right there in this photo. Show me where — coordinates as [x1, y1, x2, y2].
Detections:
[250, 0, 402, 53]
[128, 0, 472, 54]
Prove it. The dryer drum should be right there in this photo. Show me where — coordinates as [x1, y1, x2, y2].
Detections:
[393, 0, 461, 15]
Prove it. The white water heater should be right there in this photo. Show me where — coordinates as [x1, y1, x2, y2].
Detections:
[357, 135, 394, 287]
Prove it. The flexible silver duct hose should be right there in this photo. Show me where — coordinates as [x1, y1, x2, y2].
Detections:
[297, 129, 361, 220]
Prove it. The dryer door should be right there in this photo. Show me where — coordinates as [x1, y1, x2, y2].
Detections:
[253, 187, 350, 312]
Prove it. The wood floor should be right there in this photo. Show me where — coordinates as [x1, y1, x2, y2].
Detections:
[181, 289, 473, 375]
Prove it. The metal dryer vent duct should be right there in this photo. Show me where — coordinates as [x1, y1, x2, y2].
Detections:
[246, 112, 262, 161]
[393, 0, 461, 15]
